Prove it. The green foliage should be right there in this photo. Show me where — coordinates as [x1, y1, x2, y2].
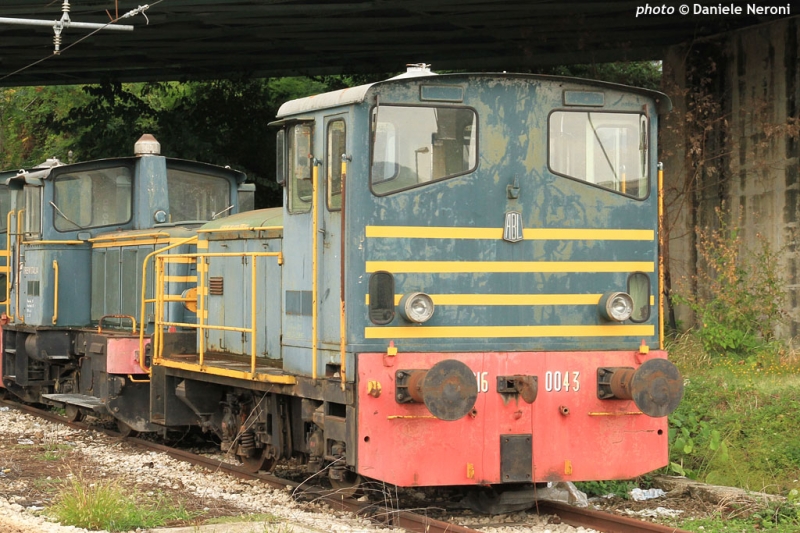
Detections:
[530, 61, 662, 90]
[3, 75, 382, 209]
[574, 479, 636, 499]
[49, 476, 196, 532]
[666, 359, 800, 494]
[672, 205, 786, 359]
[0, 85, 89, 168]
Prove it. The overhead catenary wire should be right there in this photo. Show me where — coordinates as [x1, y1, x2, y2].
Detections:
[0, 0, 163, 84]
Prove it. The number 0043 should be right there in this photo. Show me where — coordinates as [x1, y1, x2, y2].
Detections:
[544, 371, 580, 392]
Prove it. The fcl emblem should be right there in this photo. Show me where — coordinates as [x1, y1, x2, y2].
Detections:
[503, 211, 523, 243]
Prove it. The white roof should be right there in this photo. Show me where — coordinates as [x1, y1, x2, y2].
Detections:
[276, 83, 374, 118]
[276, 64, 438, 118]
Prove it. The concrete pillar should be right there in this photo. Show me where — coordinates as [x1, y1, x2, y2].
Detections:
[662, 18, 800, 337]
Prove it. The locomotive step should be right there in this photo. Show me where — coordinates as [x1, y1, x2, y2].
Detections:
[41, 393, 107, 412]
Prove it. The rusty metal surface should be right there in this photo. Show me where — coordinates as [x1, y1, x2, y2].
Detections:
[630, 358, 684, 418]
[500, 434, 533, 483]
[422, 359, 479, 421]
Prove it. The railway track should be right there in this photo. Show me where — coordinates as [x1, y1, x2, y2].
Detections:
[1, 397, 692, 533]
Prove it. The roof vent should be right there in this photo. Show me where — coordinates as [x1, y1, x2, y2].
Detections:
[35, 157, 62, 169]
[134, 134, 161, 156]
[390, 63, 437, 80]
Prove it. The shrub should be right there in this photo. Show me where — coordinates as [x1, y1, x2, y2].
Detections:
[672, 205, 786, 359]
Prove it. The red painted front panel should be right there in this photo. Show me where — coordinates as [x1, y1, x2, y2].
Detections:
[106, 337, 150, 375]
[357, 350, 669, 486]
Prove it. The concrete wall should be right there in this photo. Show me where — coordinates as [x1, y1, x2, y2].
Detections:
[662, 17, 800, 336]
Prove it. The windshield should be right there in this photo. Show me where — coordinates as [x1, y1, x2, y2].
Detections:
[548, 111, 648, 199]
[371, 105, 477, 195]
[53, 166, 132, 231]
[167, 167, 232, 222]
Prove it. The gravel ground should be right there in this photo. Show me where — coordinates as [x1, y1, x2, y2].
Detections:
[0, 403, 605, 533]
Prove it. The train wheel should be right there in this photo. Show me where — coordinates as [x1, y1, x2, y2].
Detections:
[116, 419, 138, 438]
[330, 472, 363, 498]
[65, 405, 83, 422]
[240, 448, 276, 473]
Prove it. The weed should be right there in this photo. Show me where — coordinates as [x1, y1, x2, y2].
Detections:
[672, 205, 787, 360]
[575, 480, 636, 499]
[49, 475, 197, 532]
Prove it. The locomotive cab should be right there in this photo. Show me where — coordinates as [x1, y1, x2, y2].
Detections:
[0, 136, 253, 431]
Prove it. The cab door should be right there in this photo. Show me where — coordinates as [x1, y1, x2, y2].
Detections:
[317, 115, 348, 373]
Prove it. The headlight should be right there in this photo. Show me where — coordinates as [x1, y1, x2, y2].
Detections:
[398, 292, 435, 323]
[599, 292, 633, 322]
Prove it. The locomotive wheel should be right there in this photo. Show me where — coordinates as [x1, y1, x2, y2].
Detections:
[330, 472, 363, 498]
[240, 448, 276, 473]
[65, 405, 83, 422]
[116, 419, 138, 438]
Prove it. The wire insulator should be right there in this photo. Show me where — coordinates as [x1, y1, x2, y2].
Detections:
[62, 0, 70, 14]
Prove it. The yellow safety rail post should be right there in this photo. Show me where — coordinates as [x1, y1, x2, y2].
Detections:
[5, 211, 14, 320]
[197, 253, 206, 367]
[15, 209, 25, 324]
[52, 260, 59, 324]
[311, 162, 319, 380]
[658, 162, 665, 351]
[250, 255, 258, 375]
[138, 235, 198, 374]
[338, 160, 347, 391]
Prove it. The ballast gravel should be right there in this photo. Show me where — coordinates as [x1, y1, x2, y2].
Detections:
[0, 405, 596, 533]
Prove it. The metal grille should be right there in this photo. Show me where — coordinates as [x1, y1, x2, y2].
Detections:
[209, 276, 224, 296]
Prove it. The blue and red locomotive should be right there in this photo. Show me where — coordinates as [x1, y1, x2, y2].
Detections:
[2, 67, 682, 509]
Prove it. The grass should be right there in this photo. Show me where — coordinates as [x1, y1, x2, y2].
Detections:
[49, 475, 198, 532]
[658, 333, 800, 532]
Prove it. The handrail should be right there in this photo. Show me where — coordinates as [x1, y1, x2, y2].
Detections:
[138, 235, 199, 374]
[658, 162, 664, 351]
[311, 163, 319, 380]
[15, 208, 24, 324]
[152, 250, 283, 379]
[5, 210, 13, 320]
[90, 231, 170, 242]
[98, 314, 137, 334]
[52, 260, 59, 324]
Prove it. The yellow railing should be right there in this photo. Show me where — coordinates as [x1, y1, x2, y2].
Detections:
[145, 245, 292, 384]
[138, 236, 199, 373]
[5, 210, 13, 320]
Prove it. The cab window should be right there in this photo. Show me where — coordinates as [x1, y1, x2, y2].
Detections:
[327, 120, 346, 210]
[53, 166, 132, 231]
[371, 105, 477, 195]
[288, 124, 313, 214]
[167, 167, 231, 222]
[549, 112, 648, 199]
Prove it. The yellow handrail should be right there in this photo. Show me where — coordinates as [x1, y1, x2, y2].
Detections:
[658, 162, 665, 351]
[15, 208, 24, 324]
[52, 260, 59, 324]
[138, 235, 199, 374]
[311, 163, 319, 380]
[152, 250, 283, 379]
[5, 210, 14, 320]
